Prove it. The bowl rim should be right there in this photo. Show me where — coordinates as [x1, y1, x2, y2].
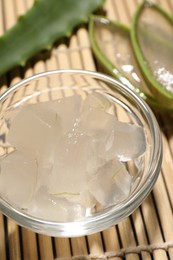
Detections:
[0, 69, 162, 237]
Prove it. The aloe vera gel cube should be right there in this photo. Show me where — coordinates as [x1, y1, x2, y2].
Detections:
[89, 159, 132, 207]
[27, 186, 87, 221]
[7, 105, 60, 163]
[0, 151, 37, 208]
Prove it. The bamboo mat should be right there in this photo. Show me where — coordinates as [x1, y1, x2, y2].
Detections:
[0, 0, 173, 259]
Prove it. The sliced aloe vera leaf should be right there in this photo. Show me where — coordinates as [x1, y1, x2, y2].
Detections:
[89, 15, 168, 111]
[131, 1, 173, 108]
[0, 0, 105, 76]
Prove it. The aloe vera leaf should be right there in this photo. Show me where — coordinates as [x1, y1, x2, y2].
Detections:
[89, 15, 170, 111]
[131, 0, 173, 108]
[0, 0, 105, 76]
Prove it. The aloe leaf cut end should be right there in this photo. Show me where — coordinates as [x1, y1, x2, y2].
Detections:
[130, 0, 173, 108]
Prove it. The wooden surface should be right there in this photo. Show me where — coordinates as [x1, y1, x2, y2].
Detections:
[0, 0, 173, 259]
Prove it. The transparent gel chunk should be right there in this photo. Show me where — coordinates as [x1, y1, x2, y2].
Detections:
[7, 105, 61, 162]
[2, 106, 22, 130]
[27, 187, 87, 221]
[36, 162, 53, 192]
[54, 188, 97, 216]
[0, 151, 37, 208]
[79, 103, 146, 161]
[48, 130, 96, 195]
[78, 107, 115, 142]
[82, 92, 114, 115]
[89, 159, 132, 207]
[49, 95, 82, 133]
[103, 121, 146, 161]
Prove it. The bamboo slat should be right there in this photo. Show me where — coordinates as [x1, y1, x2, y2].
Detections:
[141, 195, 168, 259]
[38, 234, 54, 260]
[0, 0, 173, 259]
[131, 209, 152, 260]
[55, 238, 71, 258]
[87, 233, 104, 259]
[71, 237, 88, 257]
[102, 226, 121, 260]
[21, 228, 38, 260]
[0, 214, 6, 260]
[7, 219, 21, 260]
[117, 218, 140, 260]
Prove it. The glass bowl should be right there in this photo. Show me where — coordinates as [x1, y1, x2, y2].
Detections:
[0, 69, 162, 237]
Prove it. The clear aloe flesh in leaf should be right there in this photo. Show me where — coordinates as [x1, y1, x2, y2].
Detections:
[90, 17, 149, 93]
[131, 1, 173, 108]
[89, 15, 170, 111]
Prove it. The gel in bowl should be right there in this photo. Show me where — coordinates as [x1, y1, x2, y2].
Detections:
[0, 70, 162, 237]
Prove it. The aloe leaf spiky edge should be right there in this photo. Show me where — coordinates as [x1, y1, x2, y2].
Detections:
[89, 15, 171, 111]
[130, 0, 173, 108]
[0, 0, 105, 77]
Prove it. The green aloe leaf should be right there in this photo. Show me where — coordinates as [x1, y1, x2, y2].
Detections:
[89, 15, 169, 111]
[131, 0, 173, 109]
[0, 0, 105, 76]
